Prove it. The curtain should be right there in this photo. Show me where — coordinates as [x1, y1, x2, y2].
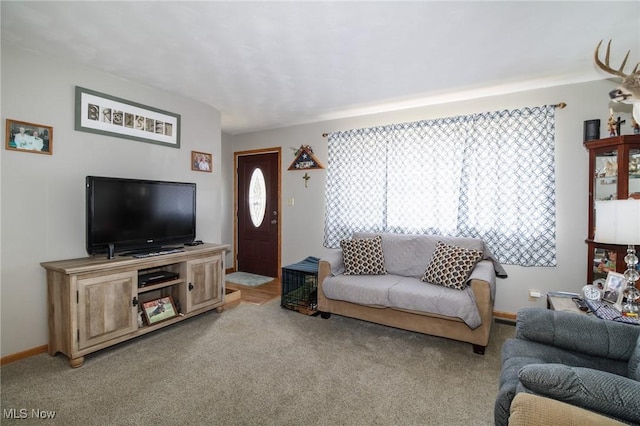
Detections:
[323, 105, 556, 266]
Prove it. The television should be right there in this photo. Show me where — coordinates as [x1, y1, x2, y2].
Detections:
[86, 176, 196, 256]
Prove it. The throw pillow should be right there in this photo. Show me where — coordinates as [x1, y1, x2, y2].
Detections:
[340, 235, 387, 275]
[421, 241, 483, 290]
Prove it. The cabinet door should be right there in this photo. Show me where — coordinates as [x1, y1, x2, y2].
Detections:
[76, 271, 138, 350]
[186, 254, 223, 312]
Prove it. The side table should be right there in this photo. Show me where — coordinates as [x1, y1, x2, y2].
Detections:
[547, 292, 589, 315]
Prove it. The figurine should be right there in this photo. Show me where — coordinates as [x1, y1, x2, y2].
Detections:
[607, 110, 626, 137]
[608, 111, 617, 136]
[604, 160, 618, 177]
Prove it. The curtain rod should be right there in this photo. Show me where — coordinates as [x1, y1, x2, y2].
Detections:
[322, 102, 567, 137]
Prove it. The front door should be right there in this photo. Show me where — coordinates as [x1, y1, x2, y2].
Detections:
[236, 150, 280, 277]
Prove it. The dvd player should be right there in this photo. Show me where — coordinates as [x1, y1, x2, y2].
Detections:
[138, 270, 179, 287]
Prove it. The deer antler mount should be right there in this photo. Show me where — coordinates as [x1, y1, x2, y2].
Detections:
[594, 40, 640, 125]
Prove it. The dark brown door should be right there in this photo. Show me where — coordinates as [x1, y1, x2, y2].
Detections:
[237, 152, 279, 277]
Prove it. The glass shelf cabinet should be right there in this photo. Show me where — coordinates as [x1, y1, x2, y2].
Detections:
[584, 134, 640, 284]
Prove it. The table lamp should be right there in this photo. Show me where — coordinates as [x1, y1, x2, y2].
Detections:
[594, 199, 640, 313]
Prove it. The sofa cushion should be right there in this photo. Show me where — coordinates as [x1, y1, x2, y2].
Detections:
[321, 274, 402, 306]
[363, 233, 426, 277]
[340, 235, 387, 275]
[501, 338, 630, 377]
[515, 308, 640, 362]
[518, 364, 640, 424]
[352, 232, 498, 278]
[421, 241, 483, 290]
[387, 276, 482, 328]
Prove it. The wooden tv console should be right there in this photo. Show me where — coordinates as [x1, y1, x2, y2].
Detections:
[41, 243, 229, 367]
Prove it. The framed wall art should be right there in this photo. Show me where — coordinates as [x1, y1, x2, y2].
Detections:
[5, 119, 53, 155]
[75, 86, 181, 148]
[288, 145, 324, 170]
[142, 296, 178, 325]
[191, 151, 212, 172]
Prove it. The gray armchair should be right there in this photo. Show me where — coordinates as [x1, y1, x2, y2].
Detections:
[494, 308, 640, 425]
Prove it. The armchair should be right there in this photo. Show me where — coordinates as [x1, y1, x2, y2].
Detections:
[495, 308, 640, 425]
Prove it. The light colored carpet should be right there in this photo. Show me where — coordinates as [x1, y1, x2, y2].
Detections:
[1, 300, 514, 425]
[226, 271, 275, 286]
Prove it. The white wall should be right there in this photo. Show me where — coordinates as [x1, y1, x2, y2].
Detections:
[0, 43, 627, 357]
[221, 132, 235, 268]
[225, 79, 625, 315]
[1, 47, 223, 357]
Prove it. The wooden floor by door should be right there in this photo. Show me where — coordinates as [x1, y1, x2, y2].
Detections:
[236, 151, 280, 278]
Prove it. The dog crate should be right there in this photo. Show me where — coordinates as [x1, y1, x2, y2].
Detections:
[281, 256, 320, 315]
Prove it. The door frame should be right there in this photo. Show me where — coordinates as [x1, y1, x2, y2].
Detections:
[233, 147, 282, 279]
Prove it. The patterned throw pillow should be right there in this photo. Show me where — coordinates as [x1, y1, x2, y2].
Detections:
[340, 235, 387, 275]
[421, 241, 483, 290]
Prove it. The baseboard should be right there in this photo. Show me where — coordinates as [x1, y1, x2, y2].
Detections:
[1, 344, 48, 366]
[225, 267, 235, 274]
[493, 310, 517, 321]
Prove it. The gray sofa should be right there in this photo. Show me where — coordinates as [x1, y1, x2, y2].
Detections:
[318, 232, 506, 354]
[495, 308, 640, 426]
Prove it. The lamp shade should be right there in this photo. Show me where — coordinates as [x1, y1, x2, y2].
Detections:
[594, 199, 640, 245]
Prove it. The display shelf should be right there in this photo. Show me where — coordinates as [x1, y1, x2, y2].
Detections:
[137, 278, 184, 294]
[584, 134, 640, 284]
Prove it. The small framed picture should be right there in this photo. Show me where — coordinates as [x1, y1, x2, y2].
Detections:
[191, 151, 212, 172]
[5, 119, 53, 155]
[603, 271, 625, 309]
[142, 296, 178, 325]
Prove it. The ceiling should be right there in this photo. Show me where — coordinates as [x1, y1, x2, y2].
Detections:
[2, 1, 639, 135]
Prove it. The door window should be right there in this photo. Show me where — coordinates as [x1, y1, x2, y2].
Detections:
[249, 168, 266, 227]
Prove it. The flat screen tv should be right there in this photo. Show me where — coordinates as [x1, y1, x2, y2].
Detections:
[86, 176, 196, 255]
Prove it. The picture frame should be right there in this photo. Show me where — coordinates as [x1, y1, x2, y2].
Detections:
[603, 271, 625, 309]
[75, 86, 180, 148]
[288, 145, 324, 170]
[5, 119, 53, 155]
[142, 296, 178, 325]
[191, 151, 212, 172]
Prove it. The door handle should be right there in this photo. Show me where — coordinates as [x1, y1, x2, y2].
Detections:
[271, 219, 277, 224]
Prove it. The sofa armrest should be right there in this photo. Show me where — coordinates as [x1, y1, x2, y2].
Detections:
[509, 393, 625, 426]
[515, 308, 640, 360]
[468, 260, 496, 301]
[319, 250, 344, 277]
[518, 363, 640, 424]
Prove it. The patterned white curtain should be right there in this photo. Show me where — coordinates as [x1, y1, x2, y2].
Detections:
[323, 105, 557, 266]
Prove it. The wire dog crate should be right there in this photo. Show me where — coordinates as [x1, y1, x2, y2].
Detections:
[281, 256, 320, 315]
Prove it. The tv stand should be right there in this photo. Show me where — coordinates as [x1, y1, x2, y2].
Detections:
[41, 243, 229, 368]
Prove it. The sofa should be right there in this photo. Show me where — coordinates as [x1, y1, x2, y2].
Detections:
[317, 232, 507, 354]
[495, 308, 640, 426]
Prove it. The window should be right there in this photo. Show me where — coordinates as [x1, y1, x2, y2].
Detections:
[323, 105, 557, 266]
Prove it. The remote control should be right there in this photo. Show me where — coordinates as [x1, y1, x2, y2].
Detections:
[572, 297, 589, 312]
